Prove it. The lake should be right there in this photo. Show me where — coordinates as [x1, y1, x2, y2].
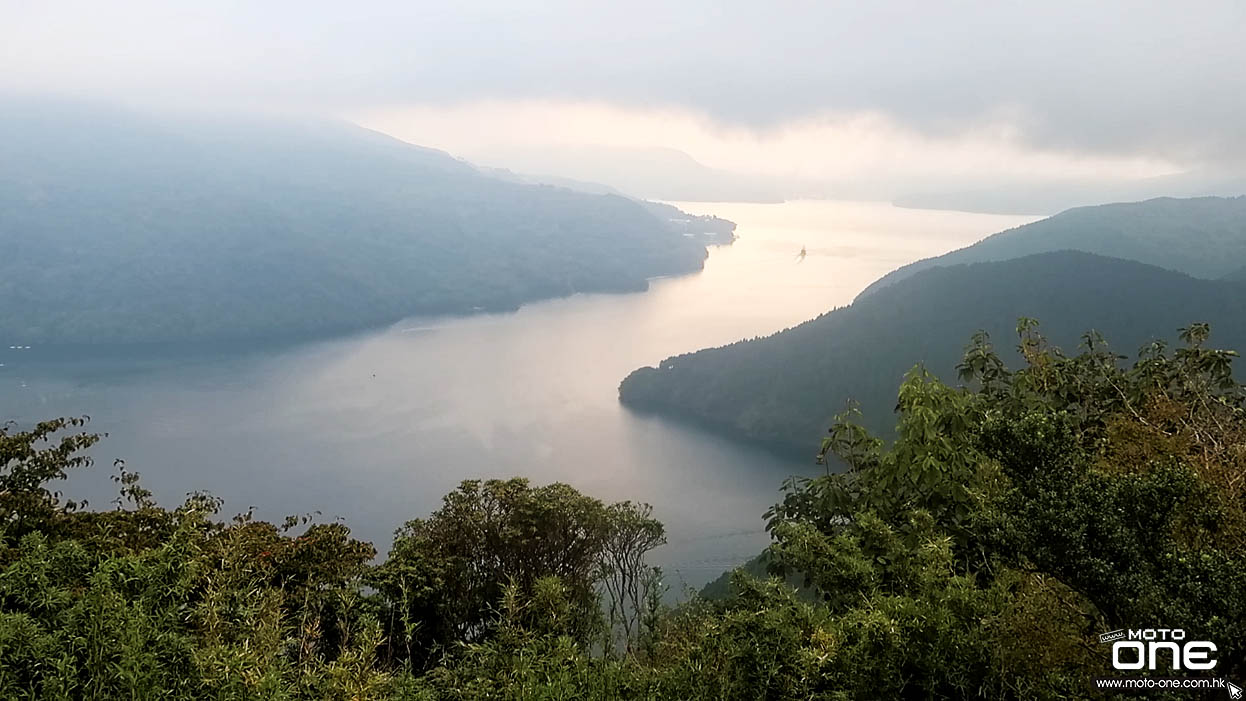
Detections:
[0, 200, 1038, 591]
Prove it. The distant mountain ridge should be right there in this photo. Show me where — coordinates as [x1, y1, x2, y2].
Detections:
[463, 144, 789, 203]
[0, 99, 729, 346]
[858, 196, 1246, 300]
[894, 171, 1246, 216]
[620, 250, 1246, 452]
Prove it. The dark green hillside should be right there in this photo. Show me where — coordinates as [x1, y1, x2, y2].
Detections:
[620, 250, 1246, 452]
[859, 196, 1246, 299]
[0, 100, 717, 345]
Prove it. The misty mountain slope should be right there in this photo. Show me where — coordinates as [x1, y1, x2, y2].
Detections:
[0, 100, 718, 345]
[858, 196, 1246, 300]
[1223, 265, 1246, 282]
[619, 250, 1246, 453]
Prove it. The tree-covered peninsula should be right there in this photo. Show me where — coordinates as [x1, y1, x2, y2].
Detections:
[0, 100, 731, 347]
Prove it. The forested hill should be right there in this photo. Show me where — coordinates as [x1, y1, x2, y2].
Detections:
[619, 250, 1246, 452]
[0, 99, 725, 345]
[858, 196, 1246, 300]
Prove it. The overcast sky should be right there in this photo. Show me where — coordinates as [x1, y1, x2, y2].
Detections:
[4, 1, 1243, 203]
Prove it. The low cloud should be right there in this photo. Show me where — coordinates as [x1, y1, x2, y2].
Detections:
[356, 100, 1183, 202]
[4, 1, 1243, 185]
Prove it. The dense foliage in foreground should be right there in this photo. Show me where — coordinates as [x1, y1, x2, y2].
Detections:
[2, 322, 1243, 698]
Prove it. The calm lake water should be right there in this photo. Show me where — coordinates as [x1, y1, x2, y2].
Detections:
[0, 200, 1038, 590]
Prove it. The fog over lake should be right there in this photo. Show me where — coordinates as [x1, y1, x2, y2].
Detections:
[0, 200, 1037, 590]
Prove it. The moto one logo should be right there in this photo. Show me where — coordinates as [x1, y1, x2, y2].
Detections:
[1111, 629, 1218, 671]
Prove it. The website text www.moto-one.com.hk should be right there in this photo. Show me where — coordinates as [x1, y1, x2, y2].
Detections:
[1094, 677, 1233, 693]
[1096, 628, 1241, 697]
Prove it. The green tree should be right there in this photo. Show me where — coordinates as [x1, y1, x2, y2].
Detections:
[761, 321, 1246, 696]
[369, 478, 665, 669]
[1, 417, 100, 543]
